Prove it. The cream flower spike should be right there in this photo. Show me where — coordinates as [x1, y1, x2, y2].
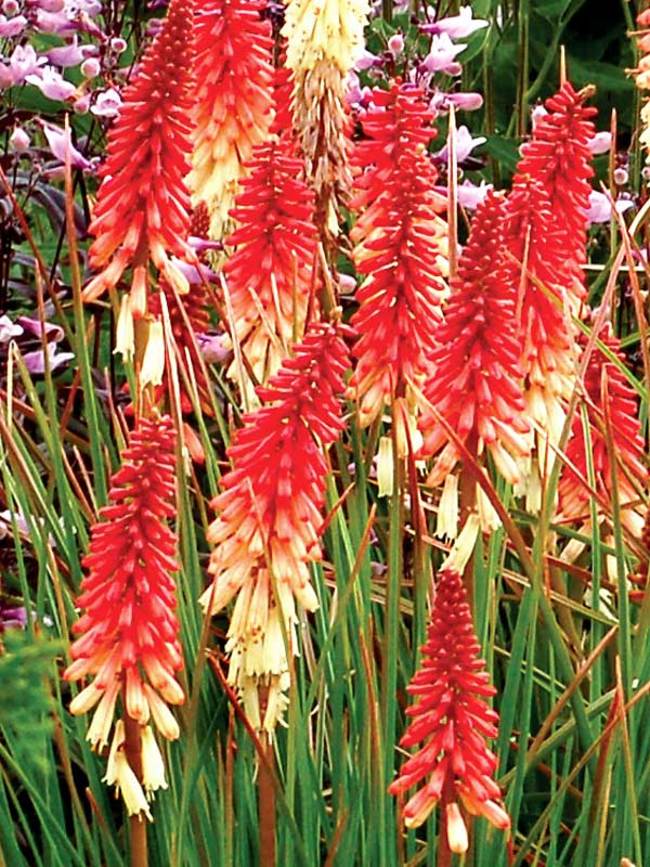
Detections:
[283, 0, 370, 74]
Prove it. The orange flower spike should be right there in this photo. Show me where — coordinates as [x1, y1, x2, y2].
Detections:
[188, 0, 274, 240]
[518, 82, 596, 305]
[83, 0, 196, 308]
[419, 191, 530, 486]
[349, 84, 447, 427]
[64, 416, 183, 814]
[221, 67, 319, 387]
[202, 322, 351, 731]
[389, 569, 510, 849]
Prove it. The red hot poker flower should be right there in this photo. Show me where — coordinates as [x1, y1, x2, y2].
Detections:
[389, 569, 510, 851]
[83, 0, 195, 310]
[65, 415, 184, 749]
[223, 69, 319, 386]
[517, 82, 596, 305]
[202, 322, 351, 731]
[418, 191, 530, 486]
[559, 323, 645, 533]
[505, 176, 577, 453]
[188, 0, 274, 240]
[349, 85, 447, 426]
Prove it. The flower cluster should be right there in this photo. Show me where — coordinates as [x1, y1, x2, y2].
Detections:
[201, 322, 350, 731]
[349, 83, 448, 426]
[389, 569, 510, 851]
[505, 82, 596, 475]
[418, 191, 530, 486]
[83, 0, 196, 317]
[188, 0, 275, 241]
[222, 67, 319, 389]
[515, 82, 596, 306]
[64, 415, 184, 818]
[559, 324, 645, 536]
[283, 0, 370, 247]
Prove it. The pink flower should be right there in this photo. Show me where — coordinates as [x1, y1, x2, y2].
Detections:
[38, 120, 94, 170]
[388, 33, 404, 57]
[47, 38, 94, 67]
[431, 90, 483, 112]
[90, 87, 122, 117]
[26, 66, 76, 100]
[586, 190, 634, 224]
[422, 33, 466, 75]
[23, 342, 74, 374]
[7, 45, 45, 85]
[0, 13, 26, 36]
[435, 124, 486, 163]
[421, 6, 489, 39]
[587, 131, 612, 155]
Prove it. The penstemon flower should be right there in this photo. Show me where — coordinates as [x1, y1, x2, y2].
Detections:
[349, 84, 447, 427]
[418, 191, 530, 486]
[83, 0, 195, 311]
[222, 67, 319, 389]
[187, 0, 274, 241]
[515, 82, 596, 306]
[201, 322, 350, 732]
[282, 0, 370, 248]
[389, 569, 510, 851]
[64, 415, 183, 817]
[559, 323, 645, 538]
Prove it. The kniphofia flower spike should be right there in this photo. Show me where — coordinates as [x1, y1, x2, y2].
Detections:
[65, 415, 183, 818]
[83, 0, 195, 312]
[389, 569, 510, 852]
[188, 0, 274, 240]
[418, 191, 530, 487]
[202, 322, 351, 732]
[349, 84, 447, 427]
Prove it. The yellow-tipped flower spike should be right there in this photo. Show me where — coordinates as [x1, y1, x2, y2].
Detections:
[283, 0, 370, 74]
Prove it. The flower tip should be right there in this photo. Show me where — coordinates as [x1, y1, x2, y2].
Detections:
[446, 802, 469, 854]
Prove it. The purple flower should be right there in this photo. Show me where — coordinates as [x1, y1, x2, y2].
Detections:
[435, 124, 486, 164]
[435, 180, 493, 210]
[0, 12, 27, 36]
[355, 49, 382, 71]
[421, 6, 488, 39]
[0, 315, 24, 342]
[46, 38, 93, 67]
[6, 45, 46, 85]
[586, 190, 634, 224]
[338, 273, 356, 295]
[197, 332, 230, 364]
[0, 65, 13, 89]
[90, 87, 122, 117]
[22, 342, 74, 374]
[431, 90, 484, 113]
[33, 0, 66, 13]
[2, 0, 20, 15]
[0, 604, 28, 632]
[17, 316, 64, 341]
[35, 8, 73, 33]
[170, 257, 216, 285]
[38, 120, 94, 171]
[587, 131, 612, 155]
[422, 33, 466, 75]
[26, 66, 76, 100]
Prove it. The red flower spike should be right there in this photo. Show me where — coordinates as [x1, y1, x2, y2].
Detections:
[418, 191, 530, 486]
[349, 85, 447, 426]
[351, 82, 438, 222]
[188, 0, 274, 240]
[223, 112, 320, 385]
[516, 82, 596, 305]
[65, 416, 184, 749]
[559, 324, 645, 532]
[202, 322, 351, 730]
[505, 176, 577, 450]
[389, 569, 510, 848]
[83, 0, 195, 307]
